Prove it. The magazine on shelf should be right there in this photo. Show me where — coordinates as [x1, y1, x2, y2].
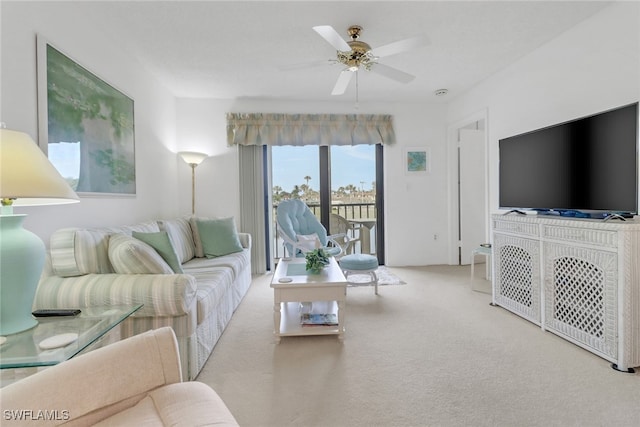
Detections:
[300, 313, 338, 326]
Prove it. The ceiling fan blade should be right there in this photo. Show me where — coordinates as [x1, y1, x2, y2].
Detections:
[313, 25, 351, 51]
[370, 36, 429, 58]
[331, 70, 354, 95]
[370, 63, 415, 84]
[278, 59, 335, 71]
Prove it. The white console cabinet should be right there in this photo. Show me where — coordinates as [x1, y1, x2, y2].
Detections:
[492, 214, 640, 372]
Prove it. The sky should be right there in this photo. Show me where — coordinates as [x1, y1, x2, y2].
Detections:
[48, 141, 80, 179]
[272, 145, 376, 192]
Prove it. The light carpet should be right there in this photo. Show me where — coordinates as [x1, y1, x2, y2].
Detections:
[196, 265, 640, 427]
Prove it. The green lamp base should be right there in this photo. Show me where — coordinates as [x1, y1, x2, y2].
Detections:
[0, 214, 44, 335]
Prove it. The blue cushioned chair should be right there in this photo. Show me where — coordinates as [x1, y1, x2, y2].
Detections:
[276, 199, 350, 258]
[339, 253, 380, 295]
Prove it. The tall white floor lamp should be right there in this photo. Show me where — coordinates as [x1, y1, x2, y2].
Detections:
[178, 151, 208, 215]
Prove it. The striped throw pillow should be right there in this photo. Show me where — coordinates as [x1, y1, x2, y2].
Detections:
[108, 234, 174, 274]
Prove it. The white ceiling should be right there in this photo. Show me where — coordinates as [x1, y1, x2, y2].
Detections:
[73, 1, 612, 103]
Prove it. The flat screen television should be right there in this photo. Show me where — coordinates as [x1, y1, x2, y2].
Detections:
[499, 102, 639, 217]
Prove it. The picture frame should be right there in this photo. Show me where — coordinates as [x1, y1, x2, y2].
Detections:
[37, 36, 136, 197]
[404, 147, 430, 175]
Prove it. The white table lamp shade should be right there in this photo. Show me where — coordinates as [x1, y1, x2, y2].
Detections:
[0, 128, 79, 335]
[1, 129, 79, 206]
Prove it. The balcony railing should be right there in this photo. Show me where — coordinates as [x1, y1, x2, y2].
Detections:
[273, 202, 376, 259]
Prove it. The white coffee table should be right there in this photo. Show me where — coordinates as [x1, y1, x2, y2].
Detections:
[270, 257, 347, 343]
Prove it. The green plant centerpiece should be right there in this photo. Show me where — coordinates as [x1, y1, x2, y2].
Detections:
[305, 248, 331, 274]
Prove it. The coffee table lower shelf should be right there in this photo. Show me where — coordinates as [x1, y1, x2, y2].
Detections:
[276, 301, 344, 341]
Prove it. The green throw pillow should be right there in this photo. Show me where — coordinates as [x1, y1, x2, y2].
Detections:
[195, 217, 243, 258]
[132, 231, 184, 274]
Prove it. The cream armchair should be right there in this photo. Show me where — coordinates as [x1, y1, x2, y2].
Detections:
[330, 213, 361, 254]
[0, 327, 238, 426]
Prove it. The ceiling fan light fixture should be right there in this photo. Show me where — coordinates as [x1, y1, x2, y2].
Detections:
[309, 24, 424, 96]
[336, 48, 374, 71]
[335, 26, 376, 72]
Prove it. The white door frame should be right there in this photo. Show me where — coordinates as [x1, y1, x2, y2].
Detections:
[446, 109, 489, 265]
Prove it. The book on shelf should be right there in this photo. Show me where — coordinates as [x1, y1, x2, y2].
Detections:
[300, 313, 338, 326]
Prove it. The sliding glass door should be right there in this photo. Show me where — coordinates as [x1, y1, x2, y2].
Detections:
[329, 145, 377, 256]
[271, 144, 384, 263]
[272, 145, 320, 209]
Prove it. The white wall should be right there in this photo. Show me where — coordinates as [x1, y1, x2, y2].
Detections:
[176, 99, 449, 266]
[447, 2, 640, 216]
[175, 98, 238, 220]
[1, 2, 180, 244]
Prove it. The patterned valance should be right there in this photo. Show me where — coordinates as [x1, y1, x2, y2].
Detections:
[226, 113, 396, 146]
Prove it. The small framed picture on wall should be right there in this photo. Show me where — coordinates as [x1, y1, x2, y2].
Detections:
[404, 147, 430, 175]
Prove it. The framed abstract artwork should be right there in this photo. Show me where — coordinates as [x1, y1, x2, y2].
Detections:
[404, 147, 430, 175]
[37, 36, 136, 196]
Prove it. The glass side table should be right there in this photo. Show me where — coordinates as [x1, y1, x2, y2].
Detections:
[0, 304, 142, 371]
[471, 245, 492, 293]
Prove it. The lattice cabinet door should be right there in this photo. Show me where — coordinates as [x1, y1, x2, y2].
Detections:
[493, 233, 541, 325]
[543, 243, 618, 360]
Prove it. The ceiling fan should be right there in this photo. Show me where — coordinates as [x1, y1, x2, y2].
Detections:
[309, 25, 428, 95]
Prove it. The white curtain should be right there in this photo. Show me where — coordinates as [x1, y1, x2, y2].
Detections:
[238, 145, 268, 274]
[227, 113, 395, 146]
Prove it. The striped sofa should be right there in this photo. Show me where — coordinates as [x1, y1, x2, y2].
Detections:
[33, 217, 252, 380]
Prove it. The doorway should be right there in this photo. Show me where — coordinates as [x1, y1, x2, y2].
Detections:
[447, 110, 489, 266]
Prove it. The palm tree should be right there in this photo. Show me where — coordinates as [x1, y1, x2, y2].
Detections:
[345, 184, 358, 197]
[304, 176, 311, 187]
[300, 184, 309, 200]
[272, 185, 284, 203]
[291, 185, 301, 199]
